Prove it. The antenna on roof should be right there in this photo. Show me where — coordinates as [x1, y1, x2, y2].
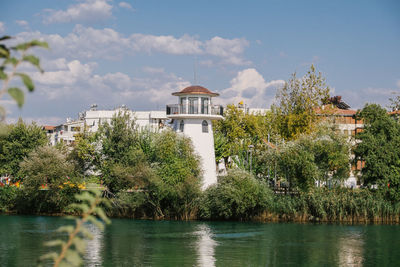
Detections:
[193, 55, 198, 85]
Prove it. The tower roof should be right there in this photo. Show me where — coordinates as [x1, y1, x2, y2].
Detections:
[172, 85, 219, 97]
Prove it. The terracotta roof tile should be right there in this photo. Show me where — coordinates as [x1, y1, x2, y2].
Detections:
[172, 85, 219, 96]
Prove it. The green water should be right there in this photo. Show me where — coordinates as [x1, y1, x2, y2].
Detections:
[0, 215, 399, 266]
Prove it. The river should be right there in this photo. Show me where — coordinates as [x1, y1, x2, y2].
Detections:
[0, 214, 399, 266]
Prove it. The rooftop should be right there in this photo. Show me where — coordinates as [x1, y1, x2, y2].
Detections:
[172, 85, 219, 97]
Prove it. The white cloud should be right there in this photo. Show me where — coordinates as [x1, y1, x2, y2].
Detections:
[340, 87, 397, 109]
[279, 51, 287, 57]
[15, 20, 29, 28]
[119, 2, 133, 10]
[219, 68, 285, 108]
[131, 33, 202, 55]
[0, 22, 5, 33]
[143, 66, 165, 74]
[26, 57, 190, 112]
[44, 0, 113, 24]
[6, 116, 65, 125]
[204, 37, 250, 65]
[15, 26, 251, 65]
[15, 25, 131, 60]
[397, 80, 400, 88]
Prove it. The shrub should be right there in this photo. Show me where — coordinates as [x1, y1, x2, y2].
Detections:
[17, 146, 80, 213]
[199, 169, 273, 220]
[0, 186, 18, 212]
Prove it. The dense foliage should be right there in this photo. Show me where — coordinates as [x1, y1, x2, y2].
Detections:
[1, 65, 399, 223]
[354, 104, 400, 201]
[272, 64, 330, 140]
[0, 119, 48, 175]
[16, 146, 80, 213]
[200, 169, 273, 220]
[273, 123, 350, 191]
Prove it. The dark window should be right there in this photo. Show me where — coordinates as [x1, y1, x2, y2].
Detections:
[179, 120, 184, 132]
[189, 97, 198, 114]
[201, 97, 209, 114]
[180, 97, 187, 114]
[202, 120, 208, 133]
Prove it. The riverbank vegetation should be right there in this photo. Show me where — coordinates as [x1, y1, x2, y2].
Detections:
[1, 65, 400, 223]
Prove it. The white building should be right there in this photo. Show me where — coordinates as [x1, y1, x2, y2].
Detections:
[166, 85, 223, 189]
[49, 104, 167, 145]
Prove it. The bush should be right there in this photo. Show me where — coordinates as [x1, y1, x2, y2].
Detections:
[0, 186, 18, 212]
[199, 169, 273, 220]
[17, 146, 80, 214]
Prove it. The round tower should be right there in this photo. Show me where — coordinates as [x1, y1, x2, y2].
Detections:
[166, 85, 223, 189]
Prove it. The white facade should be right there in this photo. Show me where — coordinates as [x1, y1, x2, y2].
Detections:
[167, 87, 223, 189]
[50, 105, 167, 145]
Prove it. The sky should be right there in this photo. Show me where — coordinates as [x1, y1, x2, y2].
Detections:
[0, 0, 399, 125]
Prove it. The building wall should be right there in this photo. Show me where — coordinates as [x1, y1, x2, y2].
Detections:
[50, 107, 167, 145]
[174, 118, 217, 189]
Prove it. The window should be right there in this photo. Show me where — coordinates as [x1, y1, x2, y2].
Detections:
[180, 97, 187, 114]
[201, 97, 209, 114]
[202, 120, 208, 133]
[189, 97, 198, 114]
[179, 120, 184, 132]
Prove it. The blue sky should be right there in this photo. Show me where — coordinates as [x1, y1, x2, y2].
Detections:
[1, 0, 399, 124]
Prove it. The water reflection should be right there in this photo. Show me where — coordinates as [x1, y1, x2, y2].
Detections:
[85, 224, 103, 266]
[195, 224, 217, 267]
[2, 216, 400, 266]
[338, 229, 364, 267]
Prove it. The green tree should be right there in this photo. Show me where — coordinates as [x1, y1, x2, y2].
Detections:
[213, 105, 274, 170]
[18, 146, 79, 213]
[0, 119, 48, 175]
[200, 169, 273, 220]
[273, 64, 330, 140]
[389, 92, 400, 112]
[271, 123, 350, 191]
[19, 146, 76, 189]
[68, 132, 98, 175]
[354, 104, 400, 201]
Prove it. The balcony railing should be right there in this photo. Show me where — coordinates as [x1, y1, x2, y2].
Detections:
[166, 104, 223, 116]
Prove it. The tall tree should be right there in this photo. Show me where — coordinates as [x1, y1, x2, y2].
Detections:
[0, 119, 48, 175]
[213, 104, 273, 169]
[273, 64, 330, 140]
[354, 104, 400, 201]
[271, 123, 350, 191]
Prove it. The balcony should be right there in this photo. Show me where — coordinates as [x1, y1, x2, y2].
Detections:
[166, 104, 224, 117]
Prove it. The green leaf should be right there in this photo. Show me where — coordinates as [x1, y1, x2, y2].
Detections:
[39, 252, 59, 261]
[4, 57, 18, 66]
[15, 73, 34, 91]
[0, 68, 7, 80]
[72, 237, 87, 254]
[0, 44, 10, 58]
[13, 40, 49, 51]
[22, 54, 43, 72]
[65, 249, 82, 266]
[69, 203, 90, 213]
[0, 36, 12, 42]
[44, 239, 66, 247]
[75, 191, 94, 202]
[79, 226, 94, 239]
[95, 207, 110, 224]
[7, 87, 24, 108]
[56, 225, 75, 234]
[0, 106, 5, 121]
[29, 40, 49, 49]
[86, 215, 104, 230]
